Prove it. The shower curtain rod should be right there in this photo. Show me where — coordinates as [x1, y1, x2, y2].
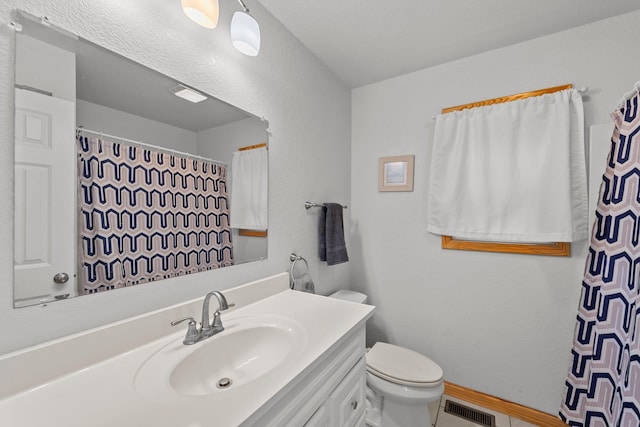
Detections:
[76, 127, 227, 167]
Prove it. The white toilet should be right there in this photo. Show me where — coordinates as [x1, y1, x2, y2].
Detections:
[329, 290, 444, 427]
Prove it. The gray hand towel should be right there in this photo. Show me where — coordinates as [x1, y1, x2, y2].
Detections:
[318, 203, 349, 265]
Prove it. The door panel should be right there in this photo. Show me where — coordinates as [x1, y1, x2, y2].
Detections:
[14, 88, 76, 305]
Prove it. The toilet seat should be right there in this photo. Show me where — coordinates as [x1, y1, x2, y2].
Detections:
[366, 342, 443, 388]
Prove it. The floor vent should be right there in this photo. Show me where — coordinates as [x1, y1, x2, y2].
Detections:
[444, 399, 496, 427]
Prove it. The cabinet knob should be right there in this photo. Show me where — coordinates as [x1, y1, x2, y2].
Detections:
[351, 400, 358, 410]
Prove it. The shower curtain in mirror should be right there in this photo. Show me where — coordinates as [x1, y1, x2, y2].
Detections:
[560, 91, 640, 426]
[77, 135, 233, 294]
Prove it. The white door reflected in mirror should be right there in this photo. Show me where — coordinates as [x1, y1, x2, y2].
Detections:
[14, 88, 76, 306]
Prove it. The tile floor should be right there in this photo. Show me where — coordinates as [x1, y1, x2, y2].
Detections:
[428, 395, 540, 427]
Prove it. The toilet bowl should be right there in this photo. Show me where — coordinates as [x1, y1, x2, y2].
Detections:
[329, 290, 444, 427]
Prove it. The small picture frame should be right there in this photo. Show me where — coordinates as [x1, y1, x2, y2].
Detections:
[378, 155, 414, 192]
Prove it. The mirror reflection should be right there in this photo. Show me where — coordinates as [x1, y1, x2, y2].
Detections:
[13, 11, 269, 308]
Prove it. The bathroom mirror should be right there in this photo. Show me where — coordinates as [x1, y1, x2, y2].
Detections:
[13, 11, 269, 308]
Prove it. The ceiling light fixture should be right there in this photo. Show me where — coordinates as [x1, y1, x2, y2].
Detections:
[230, 0, 261, 57]
[181, 0, 261, 57]
[181, 0, 220, 29]
[171, 84, 208, 103]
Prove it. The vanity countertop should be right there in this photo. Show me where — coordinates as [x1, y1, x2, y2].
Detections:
[0, 274, 374, 427]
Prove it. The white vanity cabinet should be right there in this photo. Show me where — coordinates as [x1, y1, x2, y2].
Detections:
[249, 325, 367, 427]
[304, 405, 330, 427]
[326, 357, 367, 427]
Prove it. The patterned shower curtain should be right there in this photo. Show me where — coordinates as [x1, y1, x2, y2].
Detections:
[560, 93, 640, 426]
[77, 135, 233, 294]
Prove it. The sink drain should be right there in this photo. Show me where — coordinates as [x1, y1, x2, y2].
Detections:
[216, 377, 233, 389]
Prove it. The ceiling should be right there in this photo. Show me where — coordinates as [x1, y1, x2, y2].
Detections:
[257, 0, 640, 88]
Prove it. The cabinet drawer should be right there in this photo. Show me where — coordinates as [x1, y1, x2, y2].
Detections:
[304, 404, 329, 427]
[329, 357, 366, 427]
[354, 410, 366, 427]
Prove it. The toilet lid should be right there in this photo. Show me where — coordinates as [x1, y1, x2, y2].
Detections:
[366, 342, 443, 387]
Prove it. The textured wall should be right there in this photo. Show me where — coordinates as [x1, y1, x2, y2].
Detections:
[351, 11, 640, 415]
[0, 1, 351, 354]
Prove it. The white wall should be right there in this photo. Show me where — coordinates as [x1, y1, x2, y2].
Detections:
[0, 1, 351, 354]
[351, 11, 640, 415]
[198, 116, 268, 165]
[76, 99, 199, 153]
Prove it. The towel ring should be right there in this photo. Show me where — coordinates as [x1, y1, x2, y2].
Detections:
[289, 253, 309, 289]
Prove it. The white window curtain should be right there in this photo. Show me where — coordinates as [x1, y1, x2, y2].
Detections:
[427, 88, 588, 243]
[229, 146, 268, 231]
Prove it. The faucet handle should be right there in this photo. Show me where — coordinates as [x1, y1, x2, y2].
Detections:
[212, 310, 224, 330]
[171, 317, 199, 345]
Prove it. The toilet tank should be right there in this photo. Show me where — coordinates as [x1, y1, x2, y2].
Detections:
[329, 290, 367, 304]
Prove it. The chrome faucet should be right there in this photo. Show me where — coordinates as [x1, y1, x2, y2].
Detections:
[171, 291, 231, 345]
[200, 291, 229, 338]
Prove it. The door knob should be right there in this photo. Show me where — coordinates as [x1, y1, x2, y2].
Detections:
[53, 272, 69, 284]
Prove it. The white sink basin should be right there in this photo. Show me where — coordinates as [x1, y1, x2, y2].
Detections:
[171, 324, 294, 396]
[135, 314, 306, 400]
